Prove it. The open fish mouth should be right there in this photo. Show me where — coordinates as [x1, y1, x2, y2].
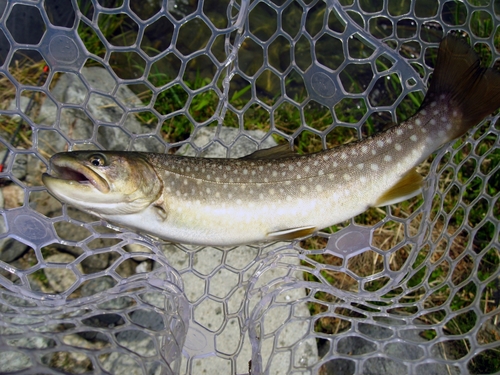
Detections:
[45, 156, 110, 194]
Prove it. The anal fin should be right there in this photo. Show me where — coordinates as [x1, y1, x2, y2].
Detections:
[375, 169, 423, 207]
[267, 226, 317, 241]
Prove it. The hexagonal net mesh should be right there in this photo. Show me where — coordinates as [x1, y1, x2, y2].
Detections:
[0, 0, 498, 374]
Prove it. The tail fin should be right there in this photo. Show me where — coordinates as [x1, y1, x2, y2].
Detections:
[423, 35, 500, 139]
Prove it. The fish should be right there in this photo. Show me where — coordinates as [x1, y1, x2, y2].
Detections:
[42, 35, 500, 246]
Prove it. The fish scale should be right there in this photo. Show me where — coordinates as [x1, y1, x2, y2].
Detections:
[42, 36, 500, 246]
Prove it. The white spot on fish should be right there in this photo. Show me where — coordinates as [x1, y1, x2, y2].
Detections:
[343, 174, 351, 181]
[300, 185, 306, 193]
[286, 195, 292, 202]
[384, 155, 392, 162]
[297, 174, 302, 179]
[269, 189, 275, 195]
[433, 110, 439, 115]
[361, 145, 368, 153]
[332, 162, 338, 167]
[408, 124, 414, 130]
[318, 170, 324, 176]
[228, 193, 233, 199]
[360, 176, 367, 183]
[316, 185, 323, 192]
[371, 164, 379, 171]
[377, 140, 384, 147]
[264, 178, 269, 183]
[415, 118, 422, 126]
[323, 155, 329, 161]
[371, 149, 377, 155]
[420, 109, 427, 116]
[410, 135, 418, 142]
[289, 165, 294, 171]
[348, 162, 353, 168]
[304, 166, 310, 173]
[341, 152, 348, 159]
[441, 116, 448, 123]
[236, 199, 242, 205]
[431, 101, 437, 107]
[183, 179, 188, 185]
[243, 169, 248, 175]
[421, 127, 427, 133]
[259, 166, 264, 171]
[395, 144, 402, 151]
[357, 163, 364, 170]
[438, 130, 445, 137]
[452, 110, 458, 117]
[430, 119, 436, 126]
[314, 160, 319, 166]
[272, 171, 278, 177]
[259, 193, 264, 200]
[396, 128, 404, 135]
[206, 188, 211, 194]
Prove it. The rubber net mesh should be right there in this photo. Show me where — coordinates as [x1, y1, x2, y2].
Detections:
[0, 0, 499, 374]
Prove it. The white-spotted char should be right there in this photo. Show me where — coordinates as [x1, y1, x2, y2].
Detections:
[43, 36, 500, 246]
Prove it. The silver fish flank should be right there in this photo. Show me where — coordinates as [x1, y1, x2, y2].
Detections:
[43, 36, 500, 246]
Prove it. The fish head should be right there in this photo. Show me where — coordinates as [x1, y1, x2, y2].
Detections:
[42, 151, 162, 215]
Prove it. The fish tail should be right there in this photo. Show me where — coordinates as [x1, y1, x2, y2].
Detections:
[422, 35, 500, 141]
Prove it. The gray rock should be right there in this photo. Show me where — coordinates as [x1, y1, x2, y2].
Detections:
[177, 127, 278, 158]
[0, 237, 28, 263]
[44, 253, 83, 293]
[38, 67, 157, 152]
[0, 351, 32, 372]
[6, 95, 30, 122]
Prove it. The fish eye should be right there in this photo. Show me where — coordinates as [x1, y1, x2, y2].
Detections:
[89, 154, 107, 167]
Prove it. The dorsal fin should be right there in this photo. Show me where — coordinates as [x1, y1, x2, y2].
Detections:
[240, 144, 297, 160]
[375, 168, 423, 207]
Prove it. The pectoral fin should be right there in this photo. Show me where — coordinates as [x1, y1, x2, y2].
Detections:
[267, 226, 317, 241]
[375, 169, 423, 207]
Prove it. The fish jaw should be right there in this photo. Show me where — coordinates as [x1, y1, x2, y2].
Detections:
[43, 152, 162, 216]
